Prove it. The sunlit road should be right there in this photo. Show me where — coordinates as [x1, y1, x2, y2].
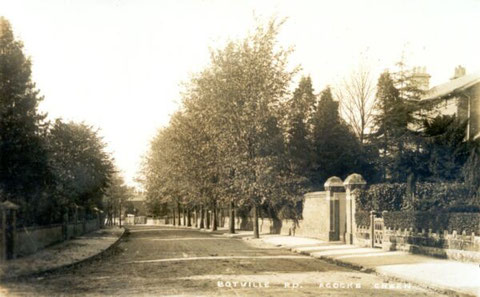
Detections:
[2, 225, 445, 296]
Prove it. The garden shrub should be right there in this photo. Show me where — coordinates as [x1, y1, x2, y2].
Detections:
[355, 211, 371, 228]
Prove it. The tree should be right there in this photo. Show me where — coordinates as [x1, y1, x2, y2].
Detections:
[141, 19, 301, 238]
[371, 64, 428, 182]
[337, 65, 376, 144]
[310, 87, 368, 186]
[103, 172, 131, 226]
[204, 19, 298, 238]
[463, 141, 480, 196]
[421, 115, 469, 181]
[48, 120, 114, 212]
[284, 76, 315, 177]
[371, 71, 411, 181]
[0, 17, 53, 225]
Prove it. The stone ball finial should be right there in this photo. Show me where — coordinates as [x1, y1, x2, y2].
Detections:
[343, 173, 366, 186]
[324, 176, 344, 188]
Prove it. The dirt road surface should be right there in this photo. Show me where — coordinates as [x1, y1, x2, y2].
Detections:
[0, 226, 447, 296]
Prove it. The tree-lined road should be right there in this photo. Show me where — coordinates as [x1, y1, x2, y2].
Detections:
[3, 226, 445, 296]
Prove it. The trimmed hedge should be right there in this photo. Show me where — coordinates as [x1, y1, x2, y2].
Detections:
[355, 211, 371, 228]
[356, 182, 478, 212]
[413, 183, 476, 211]
[355, 184, 406, 212]
[383, 211, 480, 234]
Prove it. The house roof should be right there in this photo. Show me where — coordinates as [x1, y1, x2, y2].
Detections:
[423, 72, 480, 100]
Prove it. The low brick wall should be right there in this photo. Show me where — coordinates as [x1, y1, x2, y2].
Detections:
[293, 192, 329, 239]
[15, 219, 100, 258]
[354, 225, 371, 248]
[85, 219, 99, 233]
[383, 227, 480, 262]
[16, 224, 63, 257]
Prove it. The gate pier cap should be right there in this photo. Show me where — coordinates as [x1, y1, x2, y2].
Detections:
[324, 176, 345, 192]
[343, 173, 366, 191]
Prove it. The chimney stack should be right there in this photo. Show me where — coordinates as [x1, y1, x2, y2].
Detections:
[451, 65, 466, 80]
[411, 66, 431, 91]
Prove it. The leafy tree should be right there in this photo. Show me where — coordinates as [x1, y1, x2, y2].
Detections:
[0, 17, 53, 225]
[142, 19, 302, 238]
[103, 172, 131, 226]
[48, 120, 114, 212]
[205, 19, 298, 238]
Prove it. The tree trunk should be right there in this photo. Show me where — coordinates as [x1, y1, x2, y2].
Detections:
[199, 206, 204, 229]
[229, 200, 235, 234]
[119, 204, 122, 227]
[194, 207, 198, 228]
[206, 207, 210, 229]
[187, 208, 192, 227]
[212, 202, 217, 231]
[183, 207, 187, 226]
[177, 203, 181, 226]
[253, 204, 259, 238]
[172, 207, 176, 226]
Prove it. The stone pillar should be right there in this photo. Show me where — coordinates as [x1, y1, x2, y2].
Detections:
[97, 210, 101, 229]
[93, 207, 102, 230]
[344, 173, 367, 245]
[1, 201, 19, 260]
[324, 176, 345, 241]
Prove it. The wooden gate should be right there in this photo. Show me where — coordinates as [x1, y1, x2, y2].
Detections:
[372, 215, 384, 248]
[369, 211, 384, 248]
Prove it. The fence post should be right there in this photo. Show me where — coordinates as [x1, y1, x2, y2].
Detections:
[81, 207, 86, 234]
[370, 210, 375, 248]
[62, 208, 69, 240]
[73, 204, 79, 236]
[344, 173, 367, 245]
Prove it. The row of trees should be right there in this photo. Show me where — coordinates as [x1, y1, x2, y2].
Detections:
[0, 17, 127, 226]
[141, 20, 377, 237]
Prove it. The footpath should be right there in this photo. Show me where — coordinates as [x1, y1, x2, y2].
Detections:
[0, 226, 124, 280]
[219, 229, 480, 297]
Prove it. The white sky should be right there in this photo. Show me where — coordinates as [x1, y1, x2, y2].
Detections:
[1, 0, 479, 187]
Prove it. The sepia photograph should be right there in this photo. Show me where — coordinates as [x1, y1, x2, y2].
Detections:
[0, 0, 479, 296]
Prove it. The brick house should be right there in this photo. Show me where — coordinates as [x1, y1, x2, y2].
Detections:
[420, 66, 480, 140]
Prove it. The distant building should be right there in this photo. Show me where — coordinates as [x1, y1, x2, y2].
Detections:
[126, 191, 147, 216]
[420, 66, 480, 140]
